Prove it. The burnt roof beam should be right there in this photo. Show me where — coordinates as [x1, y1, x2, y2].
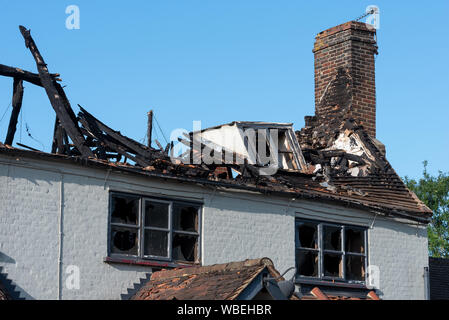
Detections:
[4, 78, 24, 146]
[0, 63, 60, 87]
[18, 25, 93, 158]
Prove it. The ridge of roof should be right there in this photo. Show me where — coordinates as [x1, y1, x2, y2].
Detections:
[151, 257, 274, 281]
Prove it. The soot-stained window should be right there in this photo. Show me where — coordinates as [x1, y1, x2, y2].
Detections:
[109, 193, 201, 263]
[295, 219, 367, 283]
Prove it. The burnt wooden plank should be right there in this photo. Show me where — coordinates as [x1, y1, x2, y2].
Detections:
[51, 117, 69, 154]
[78, 106, 165, 161]
[51, 117, 59, 153]
[0, 63, 60, 87]
[18, 25, 93, 157]
[78, 110, 152, 166]
[4, 78, 24, 146]
[147, 110, 153, 148]
[16, 142, 39, 151]
[155, 139, 164, 151]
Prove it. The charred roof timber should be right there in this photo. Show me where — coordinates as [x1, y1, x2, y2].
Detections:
[0, 24, 432, 224]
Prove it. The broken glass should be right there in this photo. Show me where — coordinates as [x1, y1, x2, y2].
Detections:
[172, 233, 198, 262]
[297, 223, 318, 249]
[110, 226, 138, 255]
[111, 194, 139, 225]
[145, 201, 169, 229]
[323, 253, 343, 278]
[173, 204, 198, 232]
[345, 227, 365, 253]
[144, 230, 169, 257]
[346, 255, 365, 281]
[296, 250, 318, 277]
[323, 225, 342, 251]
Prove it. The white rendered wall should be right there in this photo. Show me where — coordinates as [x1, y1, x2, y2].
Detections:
[0, 153, 428, 299]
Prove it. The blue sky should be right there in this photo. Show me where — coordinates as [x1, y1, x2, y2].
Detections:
[0, 1, 448, 179]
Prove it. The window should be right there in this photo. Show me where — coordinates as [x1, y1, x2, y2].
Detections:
[109, 192, 201, 263]
[295, 219, 367, 283]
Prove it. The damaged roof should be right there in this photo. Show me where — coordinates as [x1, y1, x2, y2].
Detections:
[0, 26, 432, 223]
[130, 258, 284, 300]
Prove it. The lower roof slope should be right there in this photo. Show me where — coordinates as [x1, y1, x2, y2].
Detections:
[131, 258, 281, 300]
[429, 257, 449, 300]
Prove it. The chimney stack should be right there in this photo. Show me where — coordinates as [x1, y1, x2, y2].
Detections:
[313, 21, 378, 137]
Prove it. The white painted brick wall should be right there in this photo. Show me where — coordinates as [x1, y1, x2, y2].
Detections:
[202, 192, 295, 275]
[0, 154, 429, 299]
[368, 219, 428, 299]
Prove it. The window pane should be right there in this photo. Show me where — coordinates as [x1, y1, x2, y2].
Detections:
[172, 233, 198, 262]
[144, 201, 169, 229]
[144, 230, 168, 257]
[346, 255, 365, 281]
[296, 250, 318, 277]
[345, 228, 365, 253]
[111, 194, 139, 225]
[296, 223, 318, 249]
[323, 253, 343, 278]
[323, 225, 342, 251]
[173, 204, 198, 232]
[110, 226, 138, 255]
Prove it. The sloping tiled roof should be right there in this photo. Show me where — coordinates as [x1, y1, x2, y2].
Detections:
[429, 257, 449, 300]
[131, 258, 282, 300]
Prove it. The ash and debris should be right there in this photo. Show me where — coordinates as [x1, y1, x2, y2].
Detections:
[0, 26, 431, 221]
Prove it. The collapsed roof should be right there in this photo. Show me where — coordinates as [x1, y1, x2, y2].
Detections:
[0, 26, 432, 223]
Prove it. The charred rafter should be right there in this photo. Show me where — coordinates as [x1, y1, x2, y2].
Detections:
[4, 78, 24, 146]
[78, 106, 167, 167]
[0, 63, 61, 87]
[18, 25, 93, 157]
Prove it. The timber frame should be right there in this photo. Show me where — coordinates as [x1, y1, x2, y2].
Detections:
[0, 26, 168, 166]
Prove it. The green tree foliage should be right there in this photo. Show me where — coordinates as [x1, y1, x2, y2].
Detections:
[404, 161, 449, 257]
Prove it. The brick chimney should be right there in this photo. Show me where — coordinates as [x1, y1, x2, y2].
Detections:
[313, 21, 378, 137]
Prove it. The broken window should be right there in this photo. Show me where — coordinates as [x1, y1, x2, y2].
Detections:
[345, 227, 364, 253]
[109, 193, 201, 263]
[172, 203, 200, 262]
[295, 222, 319, 277]
[111, 194, 139, 225]
[297, 223, 318, 249]
[323, 225, 342, 251]
[296, 250, 318, 277]
[344, 226, 366, 281]
[323, 253, 343, 278]
[110, 194, 140, 255]
[295, 219, 367, 283]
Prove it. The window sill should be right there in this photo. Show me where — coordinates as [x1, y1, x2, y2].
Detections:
[104, 256, 199, 269]
[295, 278, 368, 290]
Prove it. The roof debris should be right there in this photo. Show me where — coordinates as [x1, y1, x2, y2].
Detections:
[0, 26, 432, 223]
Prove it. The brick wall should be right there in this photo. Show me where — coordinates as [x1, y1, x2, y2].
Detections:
[313, 21, 378, 137]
